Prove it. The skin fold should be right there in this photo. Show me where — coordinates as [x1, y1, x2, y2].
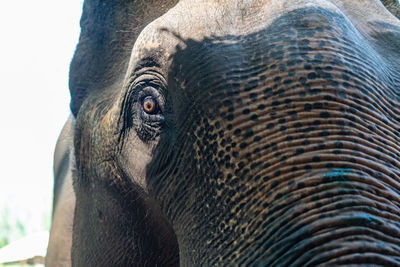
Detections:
[47, 0, 400, 266]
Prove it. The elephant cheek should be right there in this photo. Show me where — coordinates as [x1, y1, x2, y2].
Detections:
[119, 131, 155, 190]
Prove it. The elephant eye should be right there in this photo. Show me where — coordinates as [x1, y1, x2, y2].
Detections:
[142, 96, 160, 115]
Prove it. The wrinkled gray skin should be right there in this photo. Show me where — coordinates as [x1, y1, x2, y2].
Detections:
[47, 0, 400, 266]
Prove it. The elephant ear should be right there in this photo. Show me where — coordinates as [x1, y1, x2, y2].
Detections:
[381, 0, 400, 19]
[69, 0, 178, 117]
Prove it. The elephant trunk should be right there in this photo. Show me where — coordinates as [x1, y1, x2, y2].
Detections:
[238, 169, 400, 265]
[198, 88, 400, 265]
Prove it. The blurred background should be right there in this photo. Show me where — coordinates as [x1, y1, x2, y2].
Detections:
[0, 1, 84, 265]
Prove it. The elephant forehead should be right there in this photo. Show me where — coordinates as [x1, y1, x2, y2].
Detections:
[129, 0, 395, 59]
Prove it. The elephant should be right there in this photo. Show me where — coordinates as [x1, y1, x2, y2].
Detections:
[47, 0, 400, 266]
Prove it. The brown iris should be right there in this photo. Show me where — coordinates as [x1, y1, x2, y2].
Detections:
[142, 96, 157, 114]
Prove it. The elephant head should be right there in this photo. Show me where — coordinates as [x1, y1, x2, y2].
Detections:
[48, 0, 400, 266]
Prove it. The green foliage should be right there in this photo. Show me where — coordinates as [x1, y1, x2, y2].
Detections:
[42, 212, 51, 233]
[0, 208, 26, 248]
[0, 202, 51, 249]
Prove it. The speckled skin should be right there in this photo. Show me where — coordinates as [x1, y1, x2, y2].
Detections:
[49, 0, 400, 266]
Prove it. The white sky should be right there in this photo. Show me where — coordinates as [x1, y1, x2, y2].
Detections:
[0, 1, 84, 234]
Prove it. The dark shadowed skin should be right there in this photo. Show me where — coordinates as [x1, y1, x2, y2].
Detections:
[47, 0, 400, 266]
